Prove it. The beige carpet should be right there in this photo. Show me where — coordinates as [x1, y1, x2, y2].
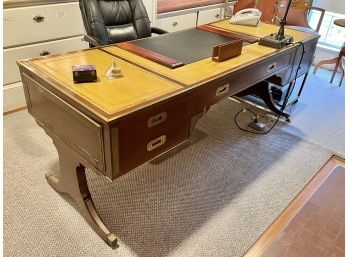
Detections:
[4, 98, 333, 257]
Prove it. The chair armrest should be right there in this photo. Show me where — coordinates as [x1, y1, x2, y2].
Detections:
[307, 6, 325, 32]
[151, 27, 168, 35]
[83, 34, 107, 47]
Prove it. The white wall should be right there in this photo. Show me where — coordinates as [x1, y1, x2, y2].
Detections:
[313, 0, 345, 14]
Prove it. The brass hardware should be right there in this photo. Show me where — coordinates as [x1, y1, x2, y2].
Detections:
[172, 22, 178, 26]
[147, 135, 166, 151]
[216, 84, 230, 96]
[33, 15, 45, 23]
[148, 112, 167, 128]
[267, 62, 277, 72]
[40, 50, 51, 56]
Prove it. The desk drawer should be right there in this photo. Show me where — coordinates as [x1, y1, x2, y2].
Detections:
[22, 73, 105, 172]
[117, 96, 190, 173]
[4, 2, 84, 47]
[191, 70, 249, 114]
[250, 51, 293, 84]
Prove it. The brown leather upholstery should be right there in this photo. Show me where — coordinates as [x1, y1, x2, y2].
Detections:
[157, 0, 228, 14]
[276, 7, 309, 28]
[272, 0, 325, 32]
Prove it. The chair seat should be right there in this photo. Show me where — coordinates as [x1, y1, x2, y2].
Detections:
[157, 0, 227, 14]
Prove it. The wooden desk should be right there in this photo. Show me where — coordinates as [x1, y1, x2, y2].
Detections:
[17, 21, 319, 247]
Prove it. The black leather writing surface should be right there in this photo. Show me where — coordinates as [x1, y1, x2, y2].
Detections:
[131, 28, 248, 65]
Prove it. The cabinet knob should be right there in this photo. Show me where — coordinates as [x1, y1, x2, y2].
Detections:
[33, 15, 45, 23]
[40, 50, 51, 56]
[172, 21, 178, 27]
[215, 14, 220, 18]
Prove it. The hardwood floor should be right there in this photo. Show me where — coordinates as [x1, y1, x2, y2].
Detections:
[245, 156, 345, 257]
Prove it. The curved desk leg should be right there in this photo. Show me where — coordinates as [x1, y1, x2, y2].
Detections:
[46, 138, 117, 248]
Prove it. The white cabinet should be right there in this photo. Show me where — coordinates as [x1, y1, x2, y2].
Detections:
[4, 37, 87, 85]
[156, 13, 197, 32]
[197, 8, 222, 26]
[4, 2, 88, 112]
[155, 3, 234, 32]
[4, 2, 84, 47]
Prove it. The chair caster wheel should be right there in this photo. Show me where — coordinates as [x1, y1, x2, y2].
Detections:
[285, 118, 291, 123]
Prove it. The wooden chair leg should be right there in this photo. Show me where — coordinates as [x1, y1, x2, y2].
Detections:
[313, 57, 339, 74]
[338, 60, 345, 87]
[330, 57, 342, 83]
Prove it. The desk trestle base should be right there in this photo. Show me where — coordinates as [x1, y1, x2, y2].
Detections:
[46, 138, 117, 248]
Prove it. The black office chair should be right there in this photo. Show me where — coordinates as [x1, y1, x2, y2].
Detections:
[79, 0, 167, 47]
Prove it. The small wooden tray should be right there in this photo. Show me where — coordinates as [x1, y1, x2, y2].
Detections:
[212, 40, 243, 62]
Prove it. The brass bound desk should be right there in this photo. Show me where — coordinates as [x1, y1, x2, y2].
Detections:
[17, 21, 319, 247]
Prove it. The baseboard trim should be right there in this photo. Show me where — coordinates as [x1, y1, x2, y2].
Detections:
[244, 155, 345, 257]
[3, 106, 27, 116]
[3, 82, 27, 113]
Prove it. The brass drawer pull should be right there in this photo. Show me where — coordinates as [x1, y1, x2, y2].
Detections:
[267, 62, 277, 72]
[148, 112, 167, 128]
[216, 84, 230, 96]
[147, 135, 166, 151]
[33, 15, 45, 23]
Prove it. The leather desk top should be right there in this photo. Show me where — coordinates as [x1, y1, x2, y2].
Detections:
[19, 21, 317, 122]
[105, 22, 316, 85]
[117, 27, 255, 68]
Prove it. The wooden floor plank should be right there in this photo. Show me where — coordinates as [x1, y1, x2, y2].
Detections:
[244, 156, 345, 257]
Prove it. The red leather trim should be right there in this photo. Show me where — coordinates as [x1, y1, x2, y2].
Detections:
[116, 42, 184, 69]
[197, 24, 259, 44]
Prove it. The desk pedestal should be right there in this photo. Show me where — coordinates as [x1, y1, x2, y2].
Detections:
[42, 123, 118, 247]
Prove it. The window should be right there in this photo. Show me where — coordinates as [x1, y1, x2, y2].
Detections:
[309, 11, 345, 49]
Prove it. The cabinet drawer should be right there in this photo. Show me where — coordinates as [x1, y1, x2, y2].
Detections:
[156, 13, 197, 32]
[4, 36, 88, 85]
[4, 2, 84, 47]
[117, 96, 191, 173]
[191, 70, 249, 115]
[197, 8, 222, 26]
[250, 51, 293, 84]
[22, 73, 105, 172]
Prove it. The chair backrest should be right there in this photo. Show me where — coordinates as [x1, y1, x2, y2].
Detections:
[272, 0, 325, 32]
[79, 0, 152, 45]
